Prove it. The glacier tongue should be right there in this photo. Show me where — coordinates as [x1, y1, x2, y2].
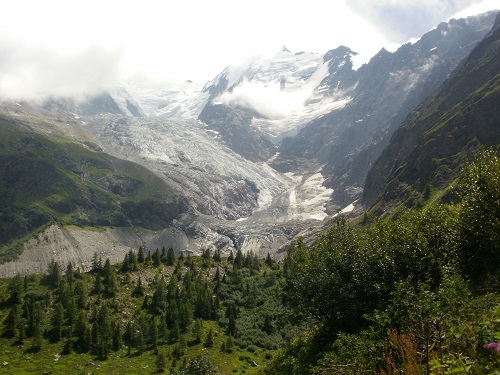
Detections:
[82, 113, 332, 255]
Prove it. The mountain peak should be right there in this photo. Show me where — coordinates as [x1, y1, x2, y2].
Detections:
[281, 45, 291, 53]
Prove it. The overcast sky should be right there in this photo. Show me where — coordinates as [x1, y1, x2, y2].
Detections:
[0, 0, 498, 100]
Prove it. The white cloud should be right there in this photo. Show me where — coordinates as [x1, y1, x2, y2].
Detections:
[0, 0, 496, 100]
[346, 0, 490, 42]
[0, 38, 122, 100]
[217, 79, 312, 119]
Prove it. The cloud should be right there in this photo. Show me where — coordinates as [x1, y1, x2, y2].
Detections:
[347, 0, 484, 42]
[0, 38, 123, 100]
[217, 79, 312, 119]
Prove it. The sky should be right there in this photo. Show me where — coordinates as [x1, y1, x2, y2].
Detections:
[0, 0, 498, 100]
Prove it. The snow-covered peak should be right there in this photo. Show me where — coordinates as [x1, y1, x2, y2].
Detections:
[110, 81, 209, 119]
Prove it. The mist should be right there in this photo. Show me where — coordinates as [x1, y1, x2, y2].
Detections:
[0, 38, 122, 101]
[347, 0, 485, 42]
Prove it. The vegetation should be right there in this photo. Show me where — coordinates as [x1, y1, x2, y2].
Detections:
[0, 118, 185, 263]
[0, 245, 295, 374]
[265, 147, 500, 374]
[0, 147, 498, 374]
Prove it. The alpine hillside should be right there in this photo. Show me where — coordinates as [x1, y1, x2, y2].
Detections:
[0, 11, 498, 276]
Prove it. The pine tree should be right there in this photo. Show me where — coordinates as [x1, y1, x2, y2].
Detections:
[153, 248, 161, 267]
[158, 315, 168, 344]
[151, 277, 167, 315]
[170, 320, 180, 343]
[137, 314, 149, 352]
[124, 321, 133, 355]
[179, 301, 193, 332]
[150, 318, 159, 353]
[166, 247, 176, 266]
[31, 302, 44, 351]
[8, 273, 24, 304]
[225, 335, 234, 353]
[226, 302, 238, 337]
[138, 246, 145, 263]
[233, 249, 243, 269]
[121, 252, 130, 273]
[204, 327, 214, 348]
[265, 252, 273, 267]
[128, 249, 138, 271]
[74, 279, 88, 309]
[91, 252, 102, 273]
[47, 259, 61, 288]
[112, 321, 122, 351]
[156, 351, 167, 373]
[102, 258, 117, 296]
[66, 261, 74, 286]
[51, 302, 65, 342]
[192, 319, 203, 344]
[132, 277, 145, 297]
[74, 310, 89, 351]
[3, 304, 21, 337]
[98, 304, 112, 358]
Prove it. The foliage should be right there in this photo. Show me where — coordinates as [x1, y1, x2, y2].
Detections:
[267, 149, 500, 374]
[0, 249, 292, 374]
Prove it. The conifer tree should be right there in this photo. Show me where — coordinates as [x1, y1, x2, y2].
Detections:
[150, 318, 159, 353]
[47, 259, 61, 288]
[132, 277, 145, 297]
[74, 279, 88, 309]
[153, 249, 161, 267]
[204, 327, 214, 348]
[158, 315, 168, 344]
[31, 302, 44, 351]
[3, 304, 21, 337]
[151, 277, 167, 315]
[112, 321, 122, 351]
[74, 310, 89, 351]
[102, 258, 117, 296]
[138, 246, 145, 263]
[8, 273, 24, 304]
[128, 249, 138, 271]
[233, 249, 243, 269]
[98, 304, 112, 358]
[166, 246, 176, 266]
[51, 302, 65, 342]
[124, 321, 133, 355]
[192, 319, 203, 344]
[170, 320, 180, 343]
[121, 252, 130, 273]
[66, 261, 74, 286]
[156, 351, 167, 373]
[91, 252, 102, 273]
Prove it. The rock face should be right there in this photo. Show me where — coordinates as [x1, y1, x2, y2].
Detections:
[198, 104, 278, 162]
[272, 11, 498, 209]
[362, 13, 500, 212]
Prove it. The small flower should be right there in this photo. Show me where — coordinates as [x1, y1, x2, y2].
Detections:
[484, 342, 500, 351]
[407, 275, 413, 281]
[433, 317, 441, 327]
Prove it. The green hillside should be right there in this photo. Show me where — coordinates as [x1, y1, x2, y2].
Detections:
[0, 250, 295, 374]
[0, 117, 186, 263]
[363, 19, 500, 214]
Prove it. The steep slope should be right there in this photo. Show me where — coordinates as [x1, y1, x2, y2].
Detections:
[272, 11, 497, 209]
[198, 47, 354, 162]
[363, 13, 500, 213]
[0, 103, 187, 263]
